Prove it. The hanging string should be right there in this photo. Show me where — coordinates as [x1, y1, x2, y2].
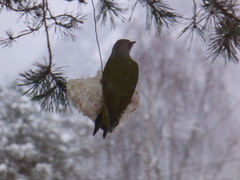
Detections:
[91, 0, 103, 72]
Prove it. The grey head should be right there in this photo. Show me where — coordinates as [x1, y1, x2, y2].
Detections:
[110, 39, 136, 58]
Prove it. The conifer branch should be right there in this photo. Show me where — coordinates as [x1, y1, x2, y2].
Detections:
[96, 0, 126, 28]
[139, 0, 180, 35]
[19, 63, 69, 113]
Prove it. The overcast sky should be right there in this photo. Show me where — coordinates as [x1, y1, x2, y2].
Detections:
[0, 0, 239, 100]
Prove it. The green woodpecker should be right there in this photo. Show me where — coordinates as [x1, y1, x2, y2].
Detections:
[93, 39, 139, 138]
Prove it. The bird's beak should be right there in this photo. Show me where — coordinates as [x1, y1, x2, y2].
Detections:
[130, 41, 136, 47]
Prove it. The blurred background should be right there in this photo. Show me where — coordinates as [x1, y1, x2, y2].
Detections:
[0, 0, 240, 180]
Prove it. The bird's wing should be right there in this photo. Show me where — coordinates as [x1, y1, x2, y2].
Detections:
[103, 57, 139, 129]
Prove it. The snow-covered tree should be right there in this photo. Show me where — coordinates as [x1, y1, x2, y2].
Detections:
[0, 85, 83, 180]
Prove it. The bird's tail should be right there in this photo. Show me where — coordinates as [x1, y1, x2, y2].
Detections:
[93, 113, 102, 136]
[109, 112, 121, 133]
[92, 112, 109, 139]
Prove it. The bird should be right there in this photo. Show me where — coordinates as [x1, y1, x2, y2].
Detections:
[93, 39, 139, 138]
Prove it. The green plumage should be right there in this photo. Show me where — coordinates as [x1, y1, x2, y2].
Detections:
[93, 39, 139, 138]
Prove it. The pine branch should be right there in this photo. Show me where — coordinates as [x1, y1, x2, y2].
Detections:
[13, 0, 78, 112]
[96, 0, 126, 28]
[47, 11, 86, 41]
[207, 19, 240, 64]
[0, 0, 85, 47]
[19, 63, 70, 113]
[139, 0, 179, 35]
[0, 22, 43, 47]
[201, 0, 240, 27]
[178, 0, 206, 48]
[65, 0, 87, 3]
[0, 0, 42, 12]
[178, 0, 240, 63]
[202, 0, 240, 63]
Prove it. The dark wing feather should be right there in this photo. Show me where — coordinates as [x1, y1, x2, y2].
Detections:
[103, 57, 139, 131]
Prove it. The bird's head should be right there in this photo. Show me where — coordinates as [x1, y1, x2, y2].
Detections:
[110, 39, 136, 58]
